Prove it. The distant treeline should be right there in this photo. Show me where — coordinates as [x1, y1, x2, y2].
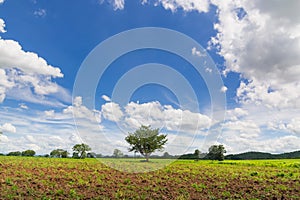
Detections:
[1, 150, 300, 160]
[225, 150, 300, 160]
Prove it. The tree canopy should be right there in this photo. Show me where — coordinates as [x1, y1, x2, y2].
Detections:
[125, 125, 168, 162]
[72, 143, 91, 159]
[113, 149, 124, 158]
[21, 150, 36, 157]
[50, 149, 68, 158]
[206, 145, 226, 161]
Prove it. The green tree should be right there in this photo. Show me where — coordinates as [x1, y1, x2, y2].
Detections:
[72, 143, 91, 159]
[22, 150, 36, 157]
[162, 152, 172, 158]
[7, 151, 22, 156]
[207, 145, 226, 161]
[87, 152, 97, 158]
[50, 149, 68, 158]
[113, 149, 123, 158]
[194, 149, 201, 158]
[125, 125, 168, 162]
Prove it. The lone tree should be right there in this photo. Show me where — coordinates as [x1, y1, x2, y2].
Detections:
[194, 149, 201, 158]
[207, 145, 226, 161]
[125, 125, 168, 162]
[50, 149, 68, 158]
[113, 149, 124, 158]
[72, 143, 91, 159]
[22, 150, 36, 157]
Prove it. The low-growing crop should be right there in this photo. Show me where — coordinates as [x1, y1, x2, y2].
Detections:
[0, 157, 299, 199]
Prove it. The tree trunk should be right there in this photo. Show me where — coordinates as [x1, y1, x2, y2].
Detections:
[145, 153, 149, 162]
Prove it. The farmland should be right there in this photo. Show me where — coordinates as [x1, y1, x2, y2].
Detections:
[0, 157, 299, 199]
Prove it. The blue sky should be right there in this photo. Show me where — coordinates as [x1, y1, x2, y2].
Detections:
[0, 0, 299, 155]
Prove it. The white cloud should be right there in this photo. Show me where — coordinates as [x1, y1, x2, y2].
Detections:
[221, 120, 261, 139]
[0, 36, 70, 105]
[287, 118, 300, 134]
[220, 86, 227, 93]
[141, 0, 148, 5]
[104, 0, 210, 13]
[157, 0, 210, 13]
[64, 96, 101, 123]
[101, 94, 111, 102]
[0, 96, 105, 154]
[225, 107, 248, 121]
[19, 103, 28, 110]
[101, 101, 212, 134]
[0, 18, 6, 33]
[210, 0, 300, 110]
[0, 0, 4, 4]
[192, 47, 205, 57]
[205, 67, 212, 73]
[0, 39, 63, 77]
[0, 123, 16, 133]
[0, 134, 9, 142]
[101, 102, 123, 122]
[221, 132, 300, 154]
[44, 110, 55, 117]
[112, 0, 125, 10]
[34, 9, 47, 18]
[236, 79, 300, 109]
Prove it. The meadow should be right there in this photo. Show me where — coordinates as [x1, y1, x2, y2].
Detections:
[0, 157, 299, 199]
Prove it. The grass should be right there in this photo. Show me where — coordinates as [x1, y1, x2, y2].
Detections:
[0, 156, 299, 199]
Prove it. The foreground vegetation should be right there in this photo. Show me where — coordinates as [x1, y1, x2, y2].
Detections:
[0, 157, 299, 199]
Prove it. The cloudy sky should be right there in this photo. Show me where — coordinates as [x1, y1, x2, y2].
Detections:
[0, 0, 299, 155]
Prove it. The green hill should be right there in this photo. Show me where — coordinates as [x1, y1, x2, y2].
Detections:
[225, 150, 300, 160]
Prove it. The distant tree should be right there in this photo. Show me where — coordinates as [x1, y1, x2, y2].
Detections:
[72, 152, 79, 159]
[113, 149, 124, 158]
[50, 149, 68, 158]
[194, 149, 201, 158]
[22, 150, 36, 157]
[72, 143, 91, 159]
[87, 152, 96, 158]
[95, 153, 102, 158]
[207, 145, 226, 161]
[162, 152, 170, 158]
[125, 125, 168, 162]
[7, 151, 22, 156]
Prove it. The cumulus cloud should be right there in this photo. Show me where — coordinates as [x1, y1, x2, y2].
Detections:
[101, 101, 212, 134]
[156, 0, 210, 13]
[0, 39, 63, 77]
[210, 0, 300, 110]
[64, 96, 101, 123]
[101, 102, 123, 122]
[0, 18, 6, 33]
[0, 33, 69, 105]
[0, 123, 16, 133]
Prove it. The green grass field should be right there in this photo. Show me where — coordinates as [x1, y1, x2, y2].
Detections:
[0, 157, 299, 199]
